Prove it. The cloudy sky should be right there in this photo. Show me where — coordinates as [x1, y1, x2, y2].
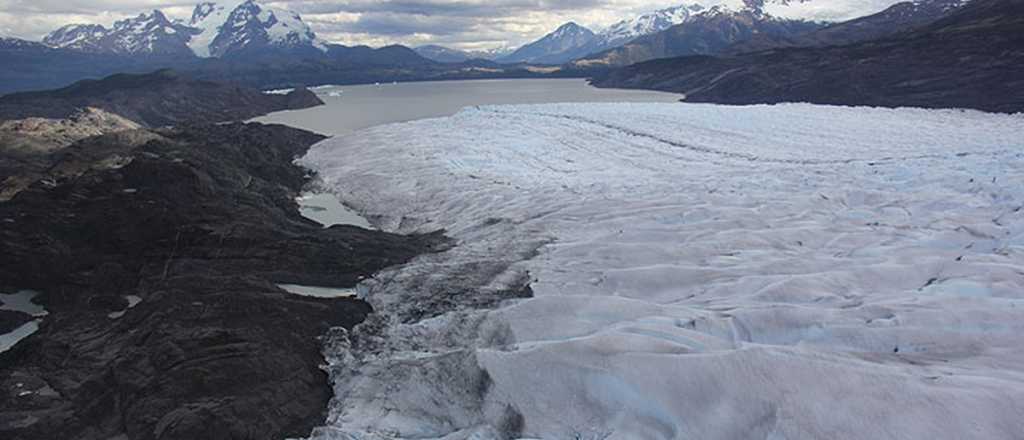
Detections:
[0, 0, 902, 50]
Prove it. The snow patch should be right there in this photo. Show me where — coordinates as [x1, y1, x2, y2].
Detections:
[188, 1, 245, 57]
[188, 0, 324, 57]
[107, 295, 143, 319]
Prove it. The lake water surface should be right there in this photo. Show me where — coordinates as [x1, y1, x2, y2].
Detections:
[253, 78, 680, 136]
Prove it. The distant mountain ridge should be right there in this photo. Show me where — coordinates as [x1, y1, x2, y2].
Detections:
[497, 22, 599, 64]
[2, 0, 981, 97]
[498, 1, 867, 66]
[414, 45, 513, 63]
[45, 11, 195, 56]
[596, 4, 705, 48]
[0, 69, 324, 127]
[42, 0, 325, 59]
[727, 0, 973, 53]
[495, 4, 704, 65]
[592, 0, 1023, 113]
[576, 4, 824, 67]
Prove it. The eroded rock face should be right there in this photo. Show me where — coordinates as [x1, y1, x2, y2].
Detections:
[0, 107, 143, 200]
[0, 107, 140, 154]
[0, 122, 448, 440]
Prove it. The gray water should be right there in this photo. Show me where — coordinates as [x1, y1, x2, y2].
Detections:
[277, 284, 358, 298]
[0, 290, 46, 353]
[297, 192, 374, 229]
[253, 78, 680, 136]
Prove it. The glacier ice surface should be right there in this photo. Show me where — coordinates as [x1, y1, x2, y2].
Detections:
[299, 103, 1024, 439]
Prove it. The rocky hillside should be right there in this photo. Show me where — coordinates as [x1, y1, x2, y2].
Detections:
[727, 0, 972, 53]
[0, 108, 143, 200]
[0, 122, 447, 440]
[0, 108, 138, 153]
[592, 0, 1024, 113]
[0, 69, 323, 127]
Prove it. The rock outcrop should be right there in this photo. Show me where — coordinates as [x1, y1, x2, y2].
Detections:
[0, 122, 448, 440]
[0, 107, 143, 200]
[0, 69, 324, 127]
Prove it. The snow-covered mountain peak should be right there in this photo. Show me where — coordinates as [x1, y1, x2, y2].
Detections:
[496, 21, 596, 64]
[188, 0, 324, 58]
[41, 0, 325, 58]
[551, 22, 593, 39]
[190, 2, 228, 25]
[656, 0, 837, 21]
[43, 24, 109, 52]
[110, 10, 176, 36]
[43, 11, 193, 55]
[104, 10, 195, 54]
[598, 4, 705, 46]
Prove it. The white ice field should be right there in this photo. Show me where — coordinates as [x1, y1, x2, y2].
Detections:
[299, 103, 1024, 440]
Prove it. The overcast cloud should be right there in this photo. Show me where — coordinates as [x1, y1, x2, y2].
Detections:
[0, 0, 902, 50]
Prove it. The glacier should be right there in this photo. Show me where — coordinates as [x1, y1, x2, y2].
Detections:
[298, 102, 1024, 439]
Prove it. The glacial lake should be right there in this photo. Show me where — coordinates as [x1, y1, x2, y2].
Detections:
[256, 78, 681, 229]
[253, 78, 680, 136]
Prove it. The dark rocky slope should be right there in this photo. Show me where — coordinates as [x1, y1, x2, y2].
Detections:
[0, 108, 143, 200]
[0, 122, 447, 440]
[726, 0, 970, 53]
[574, 7, 822, 67]
[0, 70, 323, 127]
[592, 0, 1024, 113]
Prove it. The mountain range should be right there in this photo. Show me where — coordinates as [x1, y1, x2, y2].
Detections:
[0, 0, 998, 98]
[726, 0, 972, 53]
[42, 1, 325, 59]
[575, 3, 825, 67]
[2, 0, 593, 95]
[413, 45, 513, 63]
[496, 5, 702, 65]
[419, 3, 818, 66]
[592, 0, 1021, 113]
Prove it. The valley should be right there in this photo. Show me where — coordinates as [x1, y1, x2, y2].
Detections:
[1, 0, 1022, 438]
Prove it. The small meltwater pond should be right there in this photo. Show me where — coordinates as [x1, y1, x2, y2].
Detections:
[297, 192, 373, 229]
[287, 193, 373, 301]
[0, 290, 48, 353]
[277, 284, 359, 298]
[108, 295, 143, 319]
